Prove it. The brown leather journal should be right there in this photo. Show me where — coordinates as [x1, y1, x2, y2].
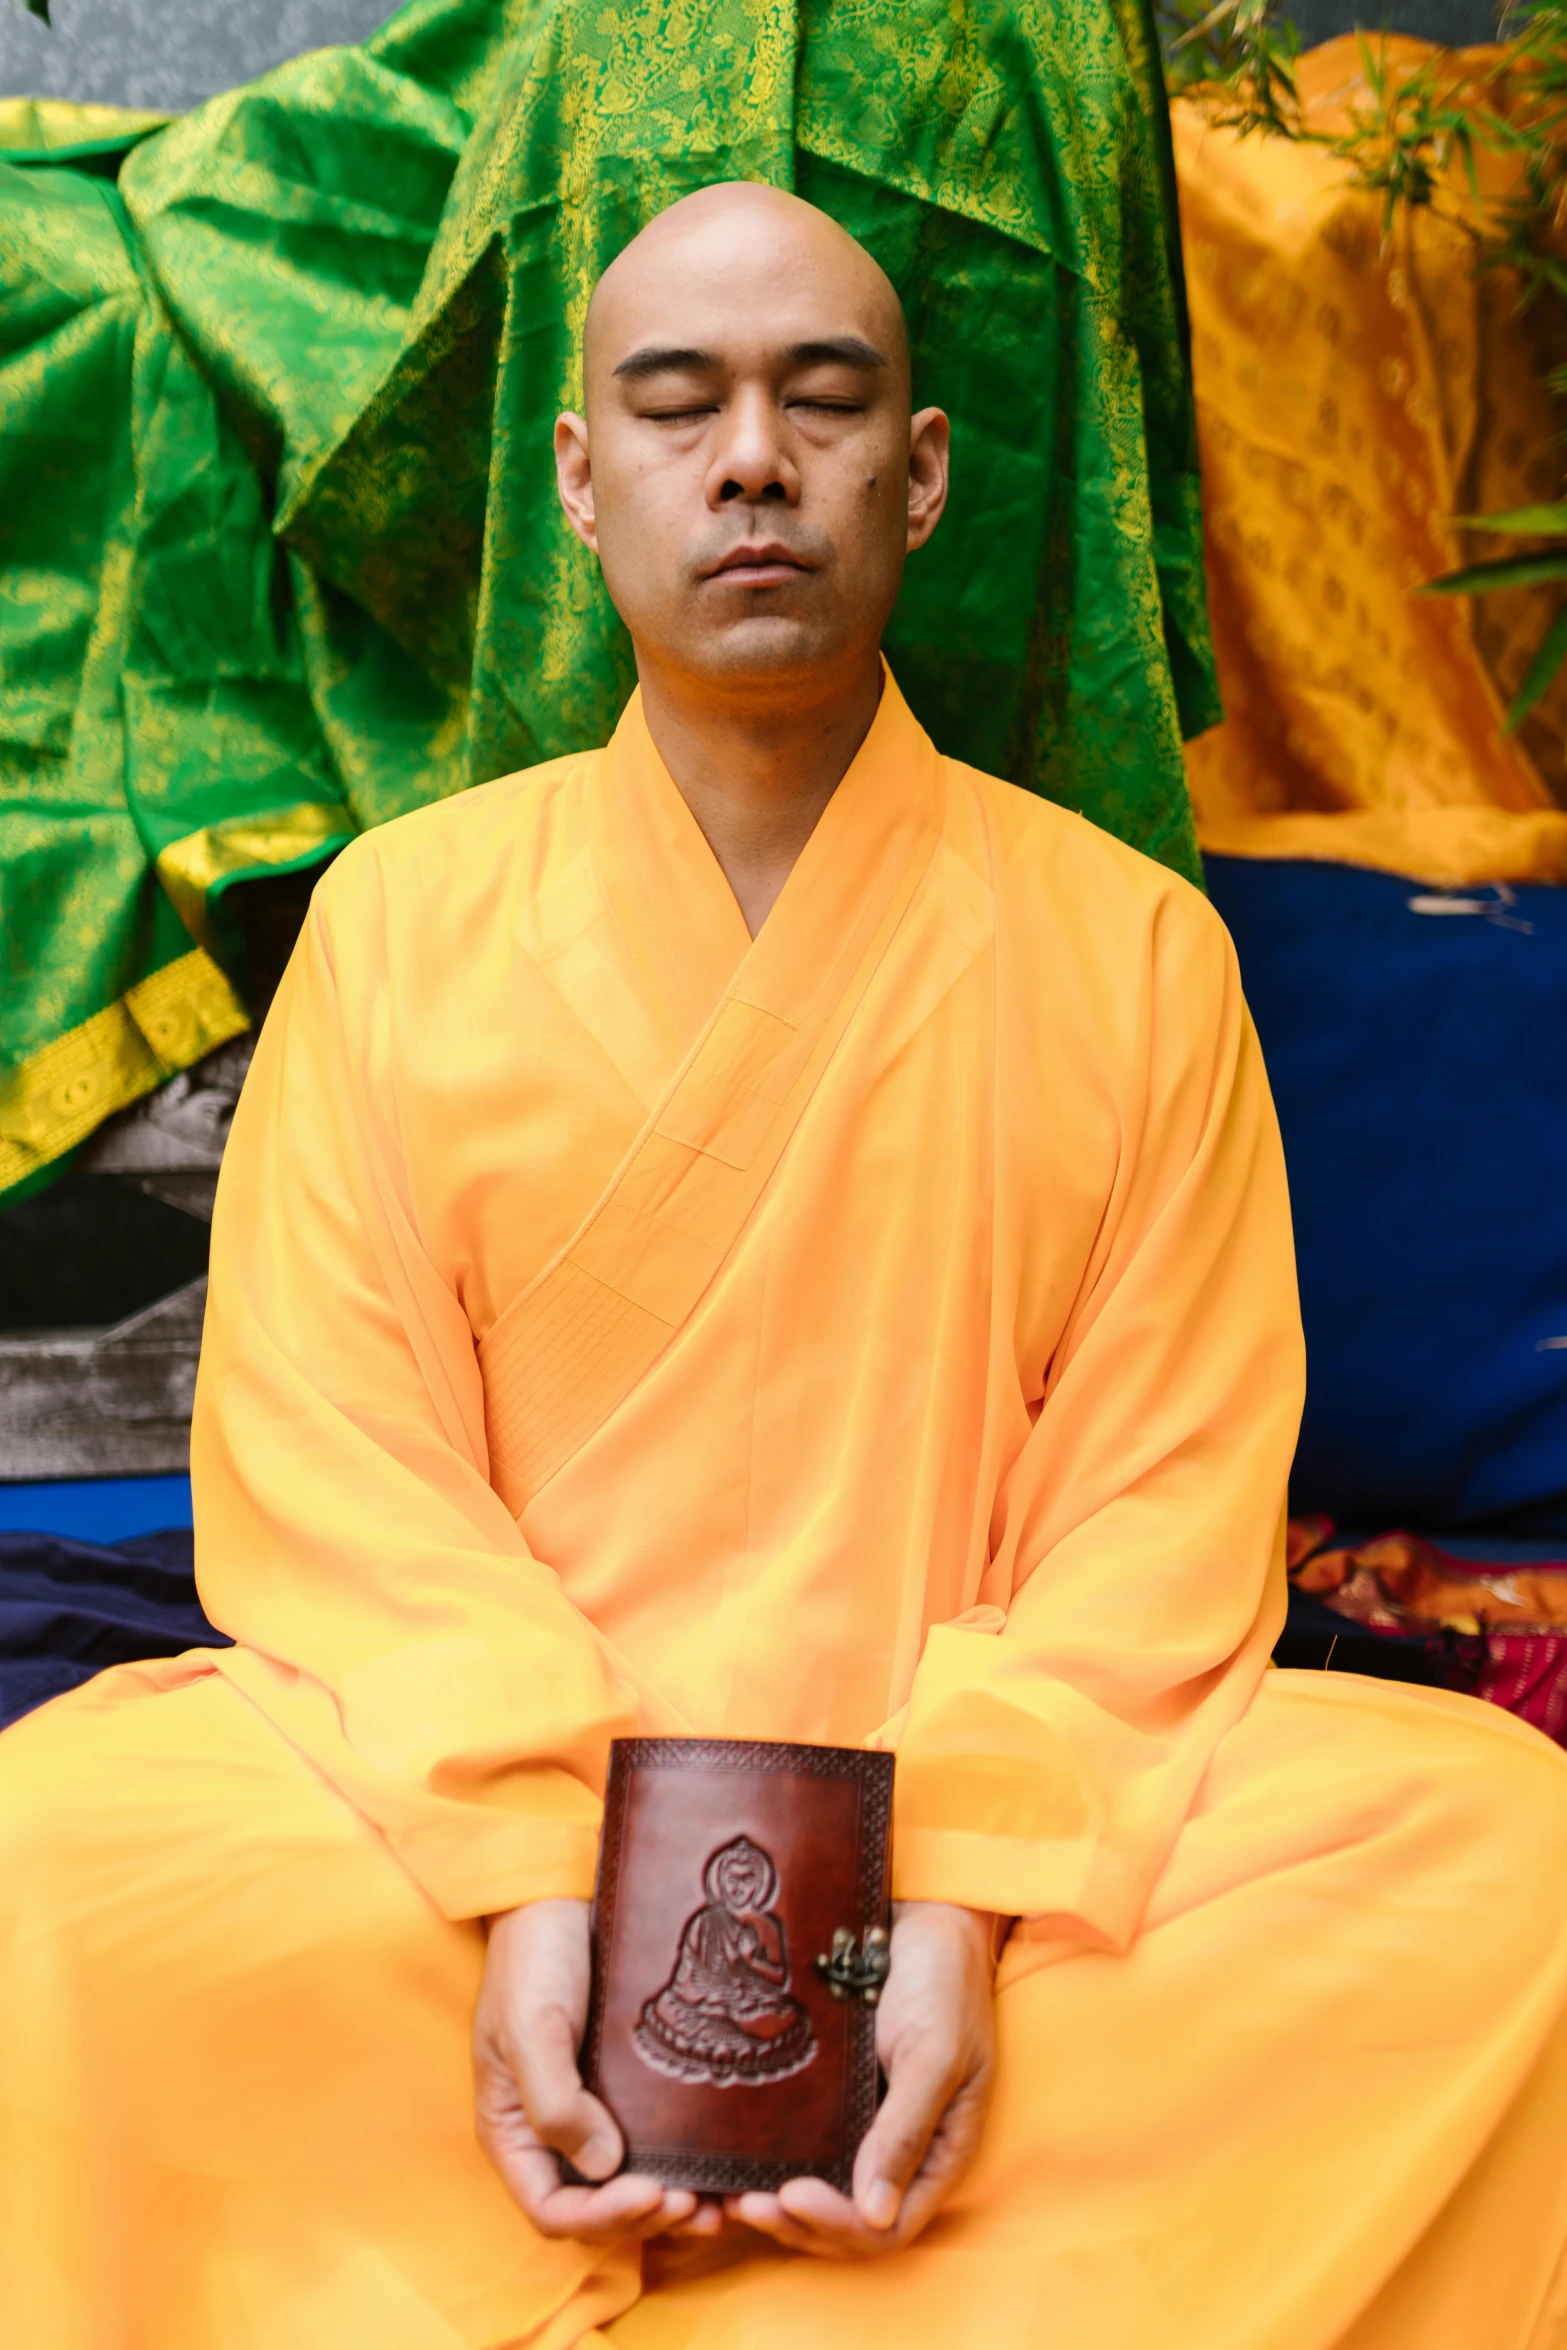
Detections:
[579, 1737, 895, 2195]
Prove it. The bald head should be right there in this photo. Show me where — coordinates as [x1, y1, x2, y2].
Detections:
[584, 182, 910, 413]
[554, 180, 947, 709]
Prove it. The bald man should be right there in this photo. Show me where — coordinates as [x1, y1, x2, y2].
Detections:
[4, 184, 1567, 2350]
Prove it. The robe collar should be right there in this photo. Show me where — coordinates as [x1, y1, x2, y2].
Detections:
[484, 663, 947, 1513]
[591, 661, 941, 1063]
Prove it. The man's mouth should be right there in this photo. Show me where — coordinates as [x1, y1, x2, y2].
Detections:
[704, 542, 812, 588]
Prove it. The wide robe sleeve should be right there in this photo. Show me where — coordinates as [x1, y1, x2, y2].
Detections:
[191, 842, 640, 1922]
[886, 877, 1305, 1950]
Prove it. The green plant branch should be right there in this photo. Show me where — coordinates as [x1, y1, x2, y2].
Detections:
[1164, 0, 1304, 132]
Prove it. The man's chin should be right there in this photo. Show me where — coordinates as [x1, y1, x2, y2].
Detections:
[678, 613, 843, 689]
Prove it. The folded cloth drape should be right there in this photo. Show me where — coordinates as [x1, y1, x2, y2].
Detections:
[1174, 36, 1567, 886]
[0, 0, 1215, 1200]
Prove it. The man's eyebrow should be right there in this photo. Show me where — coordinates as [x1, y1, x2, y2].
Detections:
[613, 345, 720, 380]
[611, 334, 890, 381]
[785, 336, 888, 371]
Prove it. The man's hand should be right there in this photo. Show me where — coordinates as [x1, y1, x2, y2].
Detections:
[474, 1898, 720, 2244]
[729, 1900, 998, 2258]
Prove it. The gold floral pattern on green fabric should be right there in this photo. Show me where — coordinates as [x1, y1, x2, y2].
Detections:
[0, 0, 1214, 1197]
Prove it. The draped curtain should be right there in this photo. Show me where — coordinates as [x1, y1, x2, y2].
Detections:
[1176, 36, 1567, 886]
[0, 0, 1214, 1198]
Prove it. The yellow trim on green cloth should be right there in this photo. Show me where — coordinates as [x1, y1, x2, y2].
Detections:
[156, 805, 355, 952]
[0, 949, 247, 1198]
[0, 98, 171, 161]
[1195, 807, 1567, 888]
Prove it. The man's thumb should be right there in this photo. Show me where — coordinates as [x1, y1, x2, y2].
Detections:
[513, 2012, 622, 2178]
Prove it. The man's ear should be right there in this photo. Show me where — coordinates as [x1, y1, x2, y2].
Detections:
[906, 407, 950, 554]
[554, 412, 598, 551]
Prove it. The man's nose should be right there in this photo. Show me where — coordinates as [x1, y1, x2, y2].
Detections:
[705, 387, 800, 508]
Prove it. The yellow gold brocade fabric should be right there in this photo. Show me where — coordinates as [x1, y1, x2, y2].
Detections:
[0, 100, 169, 162]
[1175, 37, 1567, 884]
[0, 950, 246, 1196]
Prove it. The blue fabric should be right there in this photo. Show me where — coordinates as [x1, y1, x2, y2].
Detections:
[0, 1475, 193, 1541]
[0, 1527, 224, 1731]
[1206, 857, 1567, 1535]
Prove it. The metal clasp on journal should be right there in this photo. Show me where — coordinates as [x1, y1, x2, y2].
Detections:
[815, 1925, 891, 2006]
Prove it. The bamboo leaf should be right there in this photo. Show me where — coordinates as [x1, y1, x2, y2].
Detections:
[1422, 552, 1567, 594]
[1451, 502, 1567, 535]
[1171, 0, 1242, 52]
[1460, 130, 1483, 206]
[1505, 601, 1567, 728]
[19, 0, 50, 19]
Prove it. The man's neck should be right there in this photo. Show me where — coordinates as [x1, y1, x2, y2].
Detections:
[635, 654, 884, 937]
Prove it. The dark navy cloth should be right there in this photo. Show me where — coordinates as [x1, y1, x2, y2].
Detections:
[0, 1528, 226, 1731]
[1273, 1587, 1475, 1689]
[1207, 857, 1567, 1536]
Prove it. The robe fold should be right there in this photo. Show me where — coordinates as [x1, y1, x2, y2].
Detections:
[4, 671, 1567, 2348]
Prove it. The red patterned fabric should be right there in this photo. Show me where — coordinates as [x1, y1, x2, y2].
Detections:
[1473, 1632, 1567, 1748]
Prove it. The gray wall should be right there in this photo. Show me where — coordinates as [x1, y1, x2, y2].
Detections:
[0, 0, 1506, 116]
[1288, 0, 1498, 49]
[0, 0, 393, 113]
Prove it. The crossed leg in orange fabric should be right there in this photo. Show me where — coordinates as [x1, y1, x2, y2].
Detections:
[3, 1659, 1567, 2350]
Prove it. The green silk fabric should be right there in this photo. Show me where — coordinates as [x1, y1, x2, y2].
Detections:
[0, 0, 1218, 1195]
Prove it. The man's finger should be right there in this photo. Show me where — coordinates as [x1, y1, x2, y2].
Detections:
[480, 2132, 594, 2226]
[479, 2097, 695, 2246]
[777, 2177, 883, 2249]
[505, 2006, 623, 2178]
[661, 2199, 727, 2240]
[852, 2037, 958, 2226]
[529, 2178, 694, 2243]
[870, 2069, 994, 2249]
[730, 2188, 860, 2258]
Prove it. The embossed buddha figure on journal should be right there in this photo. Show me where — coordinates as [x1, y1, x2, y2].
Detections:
[635, 1836, 816, 2086]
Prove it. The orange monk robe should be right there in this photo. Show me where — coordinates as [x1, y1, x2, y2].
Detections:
[4, 672, 1567, 2350]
